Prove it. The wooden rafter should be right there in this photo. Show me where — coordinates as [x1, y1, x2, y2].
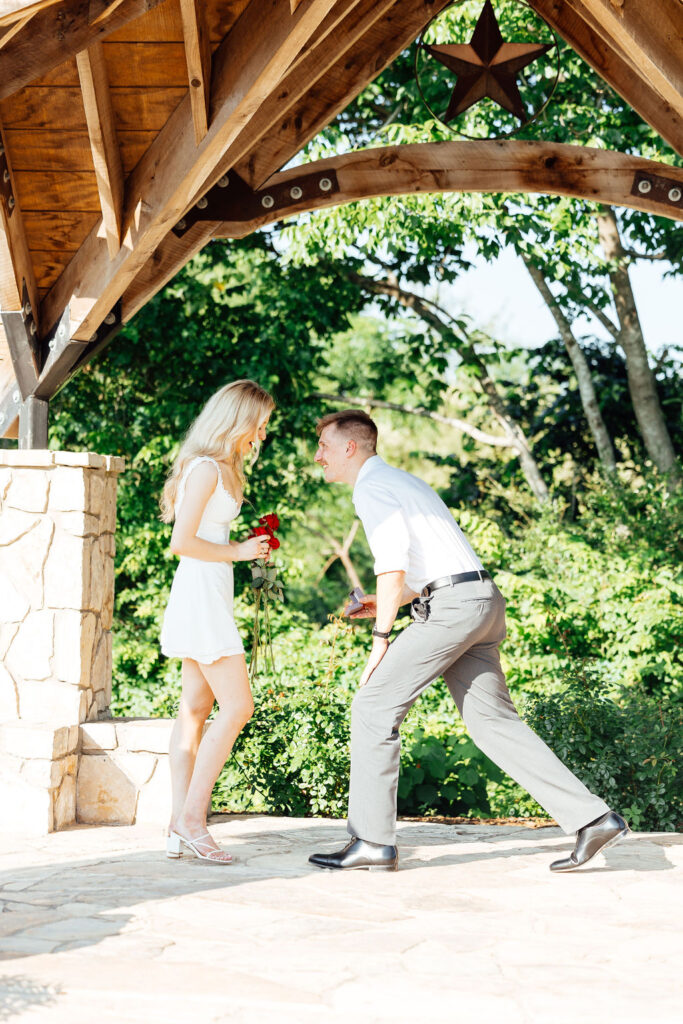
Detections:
[196, 0, 448, 197]
[179, 0, 211, 146]
[76, 41, 123, 259]
[0, 0, 167, 100]
[530, 0, 683, 155]
[570, 0, 682, 113]
[0, 123, 40, 336]
[39, 0, 356, 344]
[121, 0, 452, 319]
[0, 0, 60, 27]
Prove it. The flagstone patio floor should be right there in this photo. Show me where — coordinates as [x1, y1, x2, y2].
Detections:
[0, 816, 680, 1023]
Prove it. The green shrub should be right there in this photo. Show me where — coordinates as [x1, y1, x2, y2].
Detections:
[523, 674, 683, 832]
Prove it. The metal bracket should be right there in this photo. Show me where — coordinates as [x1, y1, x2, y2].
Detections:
[631, 170, 683, 209]
[67, 300, 123, 384]
[1, 281, 41, 400]
[0, 385, 22, 437]
[171, 169, 340, 237]
[0, 138, 16, 215]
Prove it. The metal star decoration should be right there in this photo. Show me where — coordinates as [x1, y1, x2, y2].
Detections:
[425, 0, 552, 122]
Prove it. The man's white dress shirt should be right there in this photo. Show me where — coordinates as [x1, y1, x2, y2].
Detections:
[352, 456, 484, 593]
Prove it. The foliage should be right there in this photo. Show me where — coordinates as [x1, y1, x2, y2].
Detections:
[524, 672, 683, 832]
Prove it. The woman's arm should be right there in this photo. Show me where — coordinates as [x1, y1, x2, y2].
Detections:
[169, 462, 261, 563]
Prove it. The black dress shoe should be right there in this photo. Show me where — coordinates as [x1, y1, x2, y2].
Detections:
[309, 837, 398, 872]
[550, 811, 629, 872]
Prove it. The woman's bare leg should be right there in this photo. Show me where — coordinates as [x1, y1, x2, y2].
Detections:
[168, 658, 215, 835]
[175, 653, 254, 856]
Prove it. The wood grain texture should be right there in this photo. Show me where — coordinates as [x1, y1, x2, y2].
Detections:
[0, 85, 186, 131]
[179, 0, 211, 144]
[568, 0, 682, 109]
[236, 0, 453, 189]
[40, 0, 347, 342]
[13, 171, 101, 210]
[23, 210, 99, 250]
[222, 142, 683, 233]
[3, 130, 156, 172]
[0, 0, 168, 99]
[0, 123, 41, 330]
[529, 0, 683, 154]
[0, 0, 59, 27]
[77, 41, 124, 257]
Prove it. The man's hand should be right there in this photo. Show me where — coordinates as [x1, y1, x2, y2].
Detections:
[347, 593, 377, 619]
[358, 637, 389, 688]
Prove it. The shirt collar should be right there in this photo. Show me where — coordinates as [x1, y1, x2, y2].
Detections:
[353, 455, 384, 496]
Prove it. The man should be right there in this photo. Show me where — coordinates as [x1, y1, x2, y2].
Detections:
[309, 410, 628, 873]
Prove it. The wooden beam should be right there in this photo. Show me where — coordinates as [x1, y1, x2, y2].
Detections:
[529, 0, 683, 155]
[179, 0, 211, 146]
[0, 126, 40, 321]
[76, 41, 124, 258]
[234, 0, 453, 189]
[0, 0, 166, 99]
[40, 0, 354, 350]
[194, 0, 446, 197]
[120, 141, 683, 326]
[568, 0, 683, 113]
[0, 10, 33, 44]
[120, 0, 440, 320]
[0, 0, 59, 28]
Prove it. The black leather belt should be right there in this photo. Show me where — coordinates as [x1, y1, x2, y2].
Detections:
[420, 570, 490, 598]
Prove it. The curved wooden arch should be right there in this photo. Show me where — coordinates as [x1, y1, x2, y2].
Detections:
[212, 140, 683, 240]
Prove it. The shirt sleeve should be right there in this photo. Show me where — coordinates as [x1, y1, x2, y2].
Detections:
[354, 481, 410, 576]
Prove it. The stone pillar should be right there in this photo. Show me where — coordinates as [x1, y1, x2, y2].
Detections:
[0, 450, 124, 833]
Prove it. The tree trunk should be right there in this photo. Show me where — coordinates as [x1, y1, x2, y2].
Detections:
[343, 270, 550, 504]
[313, 518, 362, 589]
[596, 207, 679, 478]
[524, 258, 617, 474]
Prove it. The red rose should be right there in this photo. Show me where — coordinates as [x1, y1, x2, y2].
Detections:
[269, 536, 281, 549]
[252, 526, 269, 537]
[260, 513, 280, 532]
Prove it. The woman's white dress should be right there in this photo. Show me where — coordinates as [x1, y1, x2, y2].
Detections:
[160, 456, 245, 663]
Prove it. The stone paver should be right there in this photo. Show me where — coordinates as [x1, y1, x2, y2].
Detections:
[0, 816, 680, 1023]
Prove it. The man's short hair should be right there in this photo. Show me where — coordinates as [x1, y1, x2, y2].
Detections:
[316, 409, 378, 452]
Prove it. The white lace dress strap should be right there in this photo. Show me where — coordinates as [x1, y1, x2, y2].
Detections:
[175, 455, 221, 516]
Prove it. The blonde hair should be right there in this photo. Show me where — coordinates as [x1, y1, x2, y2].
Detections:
[160, 379, 275, 523]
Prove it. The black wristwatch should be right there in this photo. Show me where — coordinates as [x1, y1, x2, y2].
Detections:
[372, 627, 392, 640]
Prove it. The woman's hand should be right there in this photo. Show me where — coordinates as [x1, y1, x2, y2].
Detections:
[235, 535, 271, 562]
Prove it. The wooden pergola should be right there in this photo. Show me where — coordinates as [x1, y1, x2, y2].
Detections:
[1, 0, 682, 448]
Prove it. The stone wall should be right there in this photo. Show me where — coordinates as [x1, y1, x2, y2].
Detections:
[77, 719, 184, 826]
[0, 451, 124, 833]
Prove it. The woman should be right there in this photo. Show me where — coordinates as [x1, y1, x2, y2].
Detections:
[160, 379, 275, 863]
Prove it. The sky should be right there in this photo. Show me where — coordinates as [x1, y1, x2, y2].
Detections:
[440, 245, 683, 355]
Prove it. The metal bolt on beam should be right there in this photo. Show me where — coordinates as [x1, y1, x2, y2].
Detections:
[196, 197, 208, 209]
[104, 312, 116, 325]
[290, 186, 303, 200]
[29, 321, 37, 335]
[638, 179, 652, 194]
[23, 300, 31, 318]
[217, 175, 230, 188]
[261, 195, 275, 208]
[319, 178, 333, 191]
[176, 218, 186, 231]
[2, 169, 9, 183]
[669, 187, 682, 203]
